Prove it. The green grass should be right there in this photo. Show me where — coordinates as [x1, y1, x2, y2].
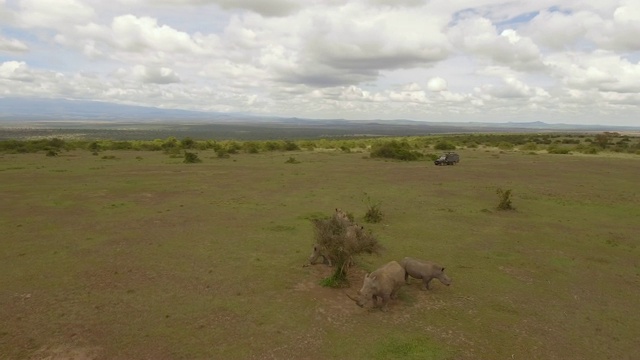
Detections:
[1, 149, 639, 359]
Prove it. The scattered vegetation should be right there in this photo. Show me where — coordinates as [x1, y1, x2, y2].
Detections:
[284, 156, 300, 164]
[1, 132, 639, 156]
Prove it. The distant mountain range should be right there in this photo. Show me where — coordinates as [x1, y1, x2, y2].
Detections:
[1, 97, 638, 135]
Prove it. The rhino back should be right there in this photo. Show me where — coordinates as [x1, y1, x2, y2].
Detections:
[405, 258, 439, 278]
[368, 261, 403, 293]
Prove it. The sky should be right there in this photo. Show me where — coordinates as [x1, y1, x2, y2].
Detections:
[0, 0, 639, 126]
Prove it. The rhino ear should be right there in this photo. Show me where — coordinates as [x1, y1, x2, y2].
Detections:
[370, 274, 377, 281]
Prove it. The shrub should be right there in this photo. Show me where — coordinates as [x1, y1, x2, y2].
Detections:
[285, 156, 300, 164]
[578, 146, 599, 154]
[496, 188, 515, 211]
[183, 151, 202, 163]
[313, 213, 383, 287]
[497, 142, 515, 150]
[434, 141, 456, 150]
[216, 149, 230, 158]
[370, 140, 423, 161]
[264, 141, 281, 151]
[520, 142, 538, 151]
[46, 150, 58, 157]
[282, 140, 300, 151]
[547, 146, 571, 154]
[181, 137, 195, 149]
[363, 192, 383, 223]
[88, 141, 100, 153]
[242, 142, 261, 154]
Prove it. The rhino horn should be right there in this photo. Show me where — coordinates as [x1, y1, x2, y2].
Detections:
[346, 293, 359, 303]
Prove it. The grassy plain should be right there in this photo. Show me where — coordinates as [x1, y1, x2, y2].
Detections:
[1, 148, 639, 359]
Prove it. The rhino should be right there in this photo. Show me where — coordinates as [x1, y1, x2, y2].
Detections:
[347, 261, 405, 311]
[334, 208, 351, 223]
[399, 257, 452, 290]
[308, 243, 332, 266]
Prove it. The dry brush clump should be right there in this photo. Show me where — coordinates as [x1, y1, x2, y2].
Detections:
[312, 212, 383, 287]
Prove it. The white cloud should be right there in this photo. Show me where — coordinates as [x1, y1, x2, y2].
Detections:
[0, 0, 639, 126]
[132, 65, 181, 84]
[0, 61, 34, 82]
[427, 77, 447, 92]
[546, 51, 640, 93]
[18, 0, 95, 29]
[448, 16, 543, 70]
[152, 0, 301, 17]
[0, 35, 29, 52]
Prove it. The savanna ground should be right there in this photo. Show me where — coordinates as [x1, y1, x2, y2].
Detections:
[1, 146, 639, 359]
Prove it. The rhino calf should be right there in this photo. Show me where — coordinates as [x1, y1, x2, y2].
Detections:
[400, 257, 452, 290]
[348, 261, 405, 311]
[308, 244, 332, 266]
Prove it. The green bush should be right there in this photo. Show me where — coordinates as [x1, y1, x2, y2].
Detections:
[434, 141, 456, 150]
[370, 141, 423, 161]
[547, 146, 571, 154]
[242, 142, 261, 154]
[498, 142, 515, 150]
[363, 192, 383, 223]
[181, 137, 195, 149]
[520, 142, 538, 151]
[496, 188, 515, 211]
[313, 212, 383, 287]
[183, 151, 202, 163]
[283, 140, 300, 151]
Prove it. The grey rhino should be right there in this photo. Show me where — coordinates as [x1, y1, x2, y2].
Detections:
[399, 257, 452, 290]
[348, 261, 405, 311]
[308, 243, 332, 266]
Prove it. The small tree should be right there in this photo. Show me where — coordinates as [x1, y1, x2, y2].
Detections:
[312, 213, 383, 287]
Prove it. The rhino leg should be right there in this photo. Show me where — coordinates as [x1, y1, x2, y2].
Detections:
[390, 286, 400, 300]
[325, 256, 332, 267]
[404, 271, 410, 284]
[379, 294, 391, 312]
[423, 277, 433, 290]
